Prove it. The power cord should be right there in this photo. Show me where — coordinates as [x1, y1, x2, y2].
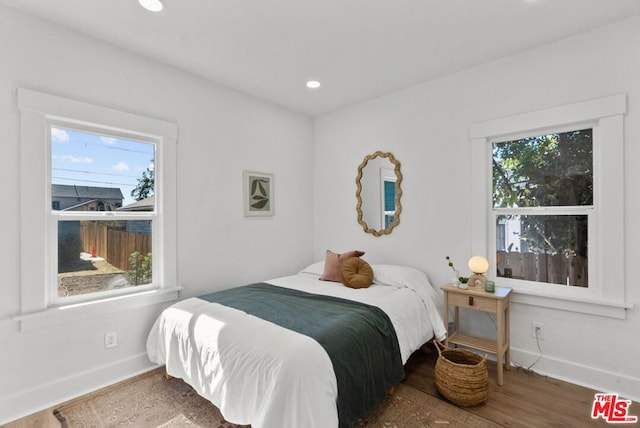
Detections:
[484, 313, 543, 374]
[526, 327, 543, 370]
[513, 325, 543, 374]
[486, 312, 497, 330]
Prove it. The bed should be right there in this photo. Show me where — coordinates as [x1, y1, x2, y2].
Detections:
[146, 262, 447, 428]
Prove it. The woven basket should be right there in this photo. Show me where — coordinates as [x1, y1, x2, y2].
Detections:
[433, 340, 489, 407]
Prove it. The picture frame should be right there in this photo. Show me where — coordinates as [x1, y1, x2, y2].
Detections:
[243, 170, 274, 216]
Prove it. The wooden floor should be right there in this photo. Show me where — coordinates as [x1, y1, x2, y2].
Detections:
[4, 344, 634, 427]
[1, 409, 60, 428]
[404, 343, 621, 427]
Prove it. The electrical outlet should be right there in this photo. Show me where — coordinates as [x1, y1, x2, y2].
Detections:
[105, 332, 118, 348]
[531, 322, 544, 340]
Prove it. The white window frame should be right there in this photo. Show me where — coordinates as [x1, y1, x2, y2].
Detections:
[48, 122, 158, 306]
[469, 94, 631, 319]
[16, 88, 180, 331]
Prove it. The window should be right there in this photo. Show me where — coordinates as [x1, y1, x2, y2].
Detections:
[51, 126, 156, 302]
[470, 94, 629, 318]
[492, 128, 592, 288]
[17, 88, 178, 330]
[383, 176, 396, 228]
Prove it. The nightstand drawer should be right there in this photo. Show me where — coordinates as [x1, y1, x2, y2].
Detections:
[447, 291, 496, 312]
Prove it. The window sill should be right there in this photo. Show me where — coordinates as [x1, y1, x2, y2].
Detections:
[14, 286, 182, 332]
[510, 289, 632, 319]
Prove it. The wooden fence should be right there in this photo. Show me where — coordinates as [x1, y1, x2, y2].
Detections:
[496, 251, 587, 287]
[80, 222, 151, 272]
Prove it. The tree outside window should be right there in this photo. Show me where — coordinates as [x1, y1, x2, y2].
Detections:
[492, 129, 592, 287]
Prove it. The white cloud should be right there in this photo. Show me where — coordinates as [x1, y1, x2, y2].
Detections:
[51, 128, 70, 143]
[113, 161, 129, 172]
[53, 154, 94, 164]
[100, 136, 118, 145]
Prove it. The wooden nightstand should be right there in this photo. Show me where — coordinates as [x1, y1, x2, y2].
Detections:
[441, 283, 512, 385]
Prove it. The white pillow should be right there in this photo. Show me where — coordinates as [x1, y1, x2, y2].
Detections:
[372, 264, 447, 341]
[298, 261, 325, 276]
[372, 264, 443, 308]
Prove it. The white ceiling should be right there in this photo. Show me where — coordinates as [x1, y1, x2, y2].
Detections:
[3, 0, 640, 116]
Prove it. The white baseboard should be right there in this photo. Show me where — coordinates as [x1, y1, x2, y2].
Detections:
[510, 346, 640, 403]
[0, 352, 159, 425]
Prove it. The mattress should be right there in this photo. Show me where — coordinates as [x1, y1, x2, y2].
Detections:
[146, 263, 446, 428]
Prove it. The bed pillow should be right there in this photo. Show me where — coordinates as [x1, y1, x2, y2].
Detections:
[340, 257, 374, 289]
[320, 249, 365, 282]
[372, 264, 441, 304]
[298, 261, 325, 276]
[371, 264, 447, 340]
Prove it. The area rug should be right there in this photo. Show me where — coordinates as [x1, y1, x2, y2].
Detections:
[54, 368, 499, 427]
[54, 369, 245, 428]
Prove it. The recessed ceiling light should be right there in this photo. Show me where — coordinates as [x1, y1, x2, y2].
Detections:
[306, 80, 321, 89]
[139, 0, 164, 12]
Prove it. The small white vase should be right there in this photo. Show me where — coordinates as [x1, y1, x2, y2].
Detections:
[452, 271, 461, 287]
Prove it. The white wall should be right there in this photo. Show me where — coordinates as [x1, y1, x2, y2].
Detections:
[313, 17, 640, 401]
[0, 5, 314, 423]
[2, 3, 639, 423]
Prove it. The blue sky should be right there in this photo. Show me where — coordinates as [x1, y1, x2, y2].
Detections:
[51, 127, 155, 206]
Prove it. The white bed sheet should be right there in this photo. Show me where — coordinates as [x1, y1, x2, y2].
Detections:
[146, 265, 446, 428]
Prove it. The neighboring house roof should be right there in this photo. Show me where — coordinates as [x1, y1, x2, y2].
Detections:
[52, 184, 124, 200]
[119, 196, 155, 211]
[62, 199, 117, 211]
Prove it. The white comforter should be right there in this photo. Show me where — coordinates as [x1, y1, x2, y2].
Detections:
[146, 264, 446, 428]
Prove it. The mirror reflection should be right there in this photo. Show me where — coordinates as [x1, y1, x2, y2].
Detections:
[356, 151, 402, 236]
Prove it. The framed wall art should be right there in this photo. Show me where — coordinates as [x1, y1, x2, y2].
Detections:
[243, 170, 274, 216]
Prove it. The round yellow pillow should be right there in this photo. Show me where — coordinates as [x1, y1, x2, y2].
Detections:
[340, 257, 374, 289]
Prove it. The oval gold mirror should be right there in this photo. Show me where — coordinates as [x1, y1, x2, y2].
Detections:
[356, 151, 403, 236]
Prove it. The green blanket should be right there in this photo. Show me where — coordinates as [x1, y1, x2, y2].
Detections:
[199, 283, 404, 428]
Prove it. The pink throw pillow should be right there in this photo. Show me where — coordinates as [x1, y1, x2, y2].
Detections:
[320, 249, 365, 282]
